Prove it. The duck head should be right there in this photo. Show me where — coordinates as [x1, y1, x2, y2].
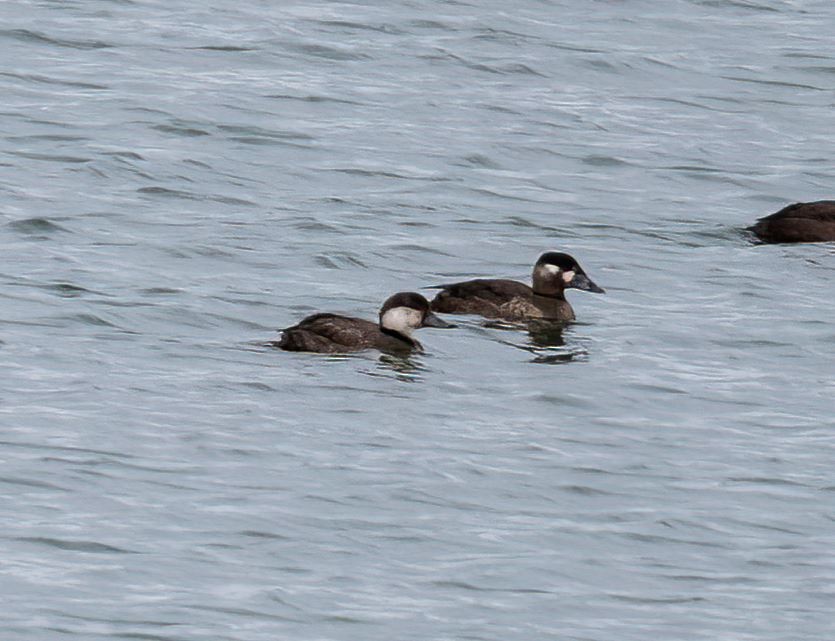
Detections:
[379, 292, 454, 337]
[531, 252, 605, 297]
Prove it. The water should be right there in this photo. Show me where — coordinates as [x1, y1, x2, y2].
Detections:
[2, 1, 834, 639]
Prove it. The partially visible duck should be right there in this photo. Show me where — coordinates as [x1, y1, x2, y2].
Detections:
[274, 292, 453, 353]
[749, 201, 835, 243]
[429, 252, 604, 322]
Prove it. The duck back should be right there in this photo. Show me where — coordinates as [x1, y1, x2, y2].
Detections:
[430, 279, 531, 314]
[276, 313, 378, 353]
[750, 201, 835, 243]
[430, 279, 573, 321]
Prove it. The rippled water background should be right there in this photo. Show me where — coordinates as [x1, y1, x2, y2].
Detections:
[2, 1, 834, 639]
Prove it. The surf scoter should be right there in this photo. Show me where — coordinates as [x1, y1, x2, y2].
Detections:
[275, 292, 453, 353]
[429, 252, 604, 322]
[749, 201, 835, 243]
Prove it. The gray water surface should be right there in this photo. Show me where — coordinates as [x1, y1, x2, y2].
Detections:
[1, 1, 834, 640]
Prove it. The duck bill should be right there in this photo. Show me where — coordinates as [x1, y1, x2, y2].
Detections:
[568, 272, 605, 294]
[422, 311, 456, 328]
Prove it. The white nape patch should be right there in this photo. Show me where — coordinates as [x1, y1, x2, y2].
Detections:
[561, 270, 575, 284]
[543, 263, 562, 276]
[381, 307, 422, 335]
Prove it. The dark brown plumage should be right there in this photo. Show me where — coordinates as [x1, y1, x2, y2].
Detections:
[274, 292, 452, 354]
[749, 201, 835, 243]
[275, 313, 385, 353]
[430, 278, 571, 320]
[430, 252, 604, 322]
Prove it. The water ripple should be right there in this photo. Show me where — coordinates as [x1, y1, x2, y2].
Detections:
[2, 1, 834, 639]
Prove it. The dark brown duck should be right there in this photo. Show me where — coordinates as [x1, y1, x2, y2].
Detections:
[749, 201, 835, 243]
[274, 292, 452, 354]
[429, 252, 604, 322]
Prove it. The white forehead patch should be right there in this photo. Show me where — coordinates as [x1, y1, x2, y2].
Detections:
[381, 307, 422, 335]
[561, 270, 575, 284]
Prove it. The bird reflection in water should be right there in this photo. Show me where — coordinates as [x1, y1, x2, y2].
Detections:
[526, 320, 588, 363]
[526, 320, 566, 348]
[484, 319, 586, 364]
[376, 352, 425, 381]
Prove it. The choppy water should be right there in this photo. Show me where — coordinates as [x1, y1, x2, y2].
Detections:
[2, 1, 834, 639]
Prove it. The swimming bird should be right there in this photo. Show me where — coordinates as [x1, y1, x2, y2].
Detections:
[274, 292, 453, 353]
[749, 201, 835, 243]
[429, 252, 604, 322]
